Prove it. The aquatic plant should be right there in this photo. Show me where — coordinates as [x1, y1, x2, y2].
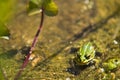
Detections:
[0, 1, 16, 79]
[0, 0, 16, 39]
[0, 21, 10, 40]
[0, 0, 58, 79]
[14, 0, 58, 80]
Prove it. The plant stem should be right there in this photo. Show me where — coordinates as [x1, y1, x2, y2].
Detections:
[14, 9, 44, 80]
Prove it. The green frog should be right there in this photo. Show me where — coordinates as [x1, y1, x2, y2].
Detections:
[97, 58, 120, 80]
[74, 42, 96, 65]
[102, 58, 120, 72]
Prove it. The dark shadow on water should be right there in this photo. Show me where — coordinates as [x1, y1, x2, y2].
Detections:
[0, 49, 18, 59]
[33, 10, 120, 70]
[73, 10, 120, 41]
[66, 59, 91, 75]
[33, 46, 66, 70]
[66, 64, 92, 75]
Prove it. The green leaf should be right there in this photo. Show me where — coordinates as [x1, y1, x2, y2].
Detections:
[0, 0, 16, 22]
[28, 0, 58, 16]
[0, 21, 10, 40]
[27, 0, 42, 16]
[0, 0, 16, 40]
[43, 0, 58, 16]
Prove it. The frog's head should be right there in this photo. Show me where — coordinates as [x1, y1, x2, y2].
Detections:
[103, 58, 120, 71]
[76, 42, 95, 65]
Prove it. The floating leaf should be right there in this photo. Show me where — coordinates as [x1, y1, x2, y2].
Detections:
[0, 21, 10, 40]
[43, 0, 58, 16]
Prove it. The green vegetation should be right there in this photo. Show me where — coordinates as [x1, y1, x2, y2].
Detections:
[0, 21, 10, 39]
[28, 0, 58, 16]
[0, 0, 16, 39]
[14, 0, 58, 79]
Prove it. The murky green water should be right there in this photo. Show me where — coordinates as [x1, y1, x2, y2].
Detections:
[0, 0, 120, 80]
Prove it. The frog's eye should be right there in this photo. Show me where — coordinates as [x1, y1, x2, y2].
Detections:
[115, 59, 118, 62]
[114, 59, 119, 64]
[77, 54, 82, 58]
[85, 55, 90, 59]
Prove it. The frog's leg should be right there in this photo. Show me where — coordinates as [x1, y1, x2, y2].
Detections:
[93, 59, 101, 68]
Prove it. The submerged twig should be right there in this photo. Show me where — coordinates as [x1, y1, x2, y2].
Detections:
[14, 9, 44, 80]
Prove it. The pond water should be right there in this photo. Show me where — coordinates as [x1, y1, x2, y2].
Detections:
[0, 0, 120, 80]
